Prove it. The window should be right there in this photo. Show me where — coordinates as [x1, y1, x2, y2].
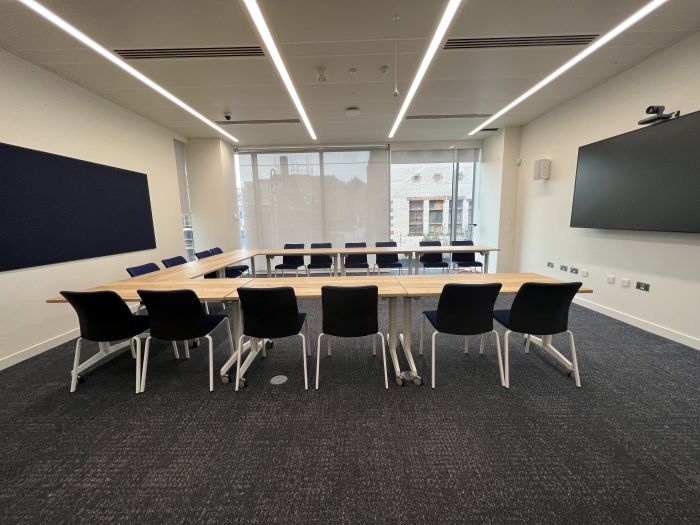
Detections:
[408, 200, 424, 236]
[174, 140, 196, 260]
[428, 200, 444, 237]
[449, 198, 465, 237]
[412, 174, 421, 182]
[433, 173, 443, 182]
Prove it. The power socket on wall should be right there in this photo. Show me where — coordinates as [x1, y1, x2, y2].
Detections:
[636, 281, 651, 292]
[546, 262, 554, 268]
[570, 267, 579, 275]
[560, 265, 568, 272]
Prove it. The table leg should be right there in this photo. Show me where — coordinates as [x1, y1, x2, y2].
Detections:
[483, 252, 490, 273]
[387, 297, 402, 382]
[74, 340, 131, 379]
[414, 252, 420, 274]
[220, 301, 253, 380]
[407, 252, 413, 275]
[333, 254, 340, 276]
[399, 296, 420, 383]
[527, 334, 576, 375]
[341, 255, 346, 277]
[250, 256, 256, 277]
[266, 256, 272, 278]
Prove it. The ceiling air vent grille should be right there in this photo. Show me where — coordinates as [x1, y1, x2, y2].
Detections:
[214, 119, 300, 125]
[407, 113, 492, 120]
[114, 46, 264, 59]
[444, 34, 598, 50]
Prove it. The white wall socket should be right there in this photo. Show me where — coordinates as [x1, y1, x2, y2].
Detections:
[607, 275, 615, 284]
[581, 269, 589, 277]
[621, 278, 631, 288]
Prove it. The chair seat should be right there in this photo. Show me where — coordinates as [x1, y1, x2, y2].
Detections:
[422, 261, 449, 268]
[224, 268, 244, 278]
[227, 264, 249, 272]
[204, 314, 228, 334]
[307, 263, 332, 269]
[345, 262, 369, 269]
[493, 309, 511, 329]
[244, 312, 306, 339]
[377, 262, 403, 269]
[423, 310, 439, 330]
[275, 263, 304, 270]
[454, 261, 483, 268]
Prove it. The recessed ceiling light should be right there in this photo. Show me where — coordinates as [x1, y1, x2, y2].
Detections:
[468, 0, 671, 135]
[388, 0, 463, 139]
[17, 0, 240, 143]
[242, 0, 318, 141]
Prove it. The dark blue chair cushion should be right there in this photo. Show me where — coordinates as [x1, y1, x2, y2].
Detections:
[423, 310, 439, 330]
[345, 262, 370, 269]
[423, 261, 449, 268]
[493, 309, 511, 329]
[204, 314, 228, 334]
[307, 262, 332, 269]
[454, 261, 483, 268]
[377, 262, 403, 269]
[276, 263, 304, 270]
[162, 256, 187, 268]
[126, 262, 159, 277]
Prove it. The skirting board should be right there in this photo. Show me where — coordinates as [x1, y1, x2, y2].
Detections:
[574, 296, 700, 351]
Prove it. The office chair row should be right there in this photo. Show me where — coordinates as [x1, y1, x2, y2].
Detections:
[126, 246, 250, 280]
[61, 281, 582, 394]
[276, 240, 483, 277]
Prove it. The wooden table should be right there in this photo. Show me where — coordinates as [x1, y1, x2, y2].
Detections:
[396, 273, 593, 384]
[221, 276, 412, 386]
[127, 250, 260, 281]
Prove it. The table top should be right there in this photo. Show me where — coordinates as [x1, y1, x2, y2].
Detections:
[228, 276, 407, 299]
[130, 250, 259, 281]
[396, 272, 593, 297]
[47, 278, 254, 303]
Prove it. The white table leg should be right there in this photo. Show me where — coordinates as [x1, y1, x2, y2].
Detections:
[333, 254, 340, 276]
[74, 340, 131, 378]
[250, 256, 256, 277]
[407, 252, 414, 275]
[266, 256, 272, 278]
[528, 334, 575, 372]
[341, 255, 346, 277]
[483, 251, 490, 273]
[399, 296, 420, 382]
[387, 297, 402, 382]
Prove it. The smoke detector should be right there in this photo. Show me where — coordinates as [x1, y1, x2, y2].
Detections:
[317, 67, 327, 83]
[379, 65, 389, 76]
[348, 67, 358, 75]
[345, 107, 361, 117]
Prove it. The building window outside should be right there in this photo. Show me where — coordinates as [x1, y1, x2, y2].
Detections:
[408, 200, 424, 236]
[449, 198, 464, 237]
[428, 200, 444, 237]
[182, 214, 195, 260]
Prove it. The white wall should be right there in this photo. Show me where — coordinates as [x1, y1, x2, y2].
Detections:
[474, 127, 520, 272]
[514, 32, 700, 349]
[186, 138, 241, 253]
[0, 49, 186, 369]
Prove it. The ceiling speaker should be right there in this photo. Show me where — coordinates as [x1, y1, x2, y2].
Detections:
[533, 159, 551, 180]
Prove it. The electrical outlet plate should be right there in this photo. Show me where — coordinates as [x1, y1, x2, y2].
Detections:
[636, 281, 650, 292]
[560, 265, 568, 272]
[546, 262, 554, 268]
[607, 275, 615, 284]
[581, 269, 589, 277]
[621, 278, 631, 288]
[570, 267, 579, 274]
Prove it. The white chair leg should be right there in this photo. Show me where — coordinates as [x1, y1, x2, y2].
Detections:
[305, 320, 311, 357]
[493, 330, 505, 387]
[567, 330, 581, 388]
[133, 337, 142, 394]
[316, 333, 324, 389]
[504, 330, 511, 388]
[378, 332, 388, 389]
[129, 339, 136, 359]
[327, 337, 331, 357]
[261, 339, 267, 358]
[372, 334, 376, 356]
[464, 335, 469, 354]
[204, 302, 210, 314]
[205, 335, 214, 392]
[141, 337, 152, 393]
[172, 341, 180, 359]
[299, 333, 308, 390]
[479, 333, 485, 355]
[431, 331, 438, 388]
[524, 334, 531, 354]
[235, 335, 246, 392]
[420, 315, 425, 355]
[183, 340, 190, 359]
[70, 337, 83, 392]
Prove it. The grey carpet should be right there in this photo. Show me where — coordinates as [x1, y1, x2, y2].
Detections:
[1, 296, 699, 524]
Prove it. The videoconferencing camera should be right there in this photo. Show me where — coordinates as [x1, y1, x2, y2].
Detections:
[638, 105, 679, 126]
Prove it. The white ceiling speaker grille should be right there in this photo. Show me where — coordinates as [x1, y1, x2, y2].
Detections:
[114, 46, 264, 59]
[215, 118, 300, 125]
[444, 34, 598, 50]
[407, 113, 492, 120]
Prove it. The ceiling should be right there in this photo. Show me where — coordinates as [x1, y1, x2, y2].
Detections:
[1, 0, 699, 146]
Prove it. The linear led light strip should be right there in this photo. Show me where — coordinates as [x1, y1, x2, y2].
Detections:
[388, 0, 463, 139]
[242, 0, 317, 141]
[468, 0, 671, 135]
[17, 0, 239, 143]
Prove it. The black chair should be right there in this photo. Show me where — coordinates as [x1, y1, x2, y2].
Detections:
[374, 241, 403, 274]
[451, 240, 483, 273]
[275, 243, 305, 277]
[137, 289, 235, 392]
[60, 291, 150, 393]
[316, 286, 388, 389]
[210, 246, 249, 276]
[162, 255, 187, 268]
[126, 262, 160, 277]
[306, 242, 334, 276]
[419, 240, 449, 273]
[344, 242, 370, 275]
[420, 284, 503, 388]
[236, 287, 309, 390]
[493, 282, 582, 388]
[194, 249, 241, 279]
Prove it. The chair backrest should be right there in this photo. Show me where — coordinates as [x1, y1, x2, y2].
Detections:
[282, 243, 305, 267]
[508, 282, 582, 335]
[209, 247, 223, 255]
[345, 242, 368, 265]
[419, 240, 443, 264]
[195, 250, 213, 259]
[161, 255, 187, 268]
[310, 242, 332, 265]
[126, 262, 160, 277]
[237, 287, 301, 339]
[137, 289, 209, 340]
[61, 290, 143, 342]
[435, 283, 502, 335]
[451, 240, 475, 263]
[321, 285, 378, 337]
[375, 241, 399, 265]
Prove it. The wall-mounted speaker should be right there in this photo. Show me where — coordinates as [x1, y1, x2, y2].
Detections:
[533, 158, 551, 180]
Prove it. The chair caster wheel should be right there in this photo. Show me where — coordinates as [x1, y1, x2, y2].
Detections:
[221, 375, 230, 384]
[191, 340, 200, 348]
[412, 376, 423, 386]
[266, 340, 273, 349]
[239, 378, 247, 388]
[395, 376, 405, 386]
